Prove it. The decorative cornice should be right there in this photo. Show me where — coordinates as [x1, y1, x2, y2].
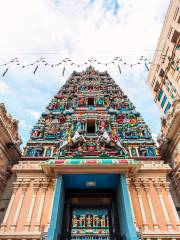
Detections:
[0, 103, 22, 147]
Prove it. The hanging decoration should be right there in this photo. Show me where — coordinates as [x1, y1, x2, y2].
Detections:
[33, 65, 38, 74]
[144, 63, 150, 71]
[0, 54, 179, 77]
[118, 65, 121, 74]
[62, 67, 65, 76]
[2, 67, 9, 77]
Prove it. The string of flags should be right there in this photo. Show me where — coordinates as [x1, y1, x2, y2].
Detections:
[0, 54, 179, 77]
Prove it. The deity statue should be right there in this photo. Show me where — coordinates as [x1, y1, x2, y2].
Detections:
[35, 144, 44, 157]
[79, 97, 86, 105]
[98, 120, 107, 131]
[139, 144, 148, 156]
[59, 114, 66, 124]
[86, 214, 92, 227]
[96, 96, 103, 106]
[72, 216, 78, 227]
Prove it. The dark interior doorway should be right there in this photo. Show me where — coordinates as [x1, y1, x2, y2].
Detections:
[87, 120, 95, 133]
[61, 189, 120, 240]
[88, 97, 94, 106]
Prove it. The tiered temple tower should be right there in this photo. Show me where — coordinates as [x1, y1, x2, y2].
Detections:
[0, 66, 180, 240]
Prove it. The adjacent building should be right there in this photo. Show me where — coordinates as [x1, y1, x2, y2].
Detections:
[0, 67, 179, 240]
[0, 103, 21, 223]
[147, 0, 180, 217]
[147, 0, 180, 115]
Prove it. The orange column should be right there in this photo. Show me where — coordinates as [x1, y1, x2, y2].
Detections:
[11, 180, 30, 231]
[24, 179, 41, 231]
[154, 181, 173, 230]
[142, 181, 159, 231]
[34, 179, 50, 231]
[163, 181, 180, 230]
[0, 181, 20, 232]
[134, 180, 149, 230]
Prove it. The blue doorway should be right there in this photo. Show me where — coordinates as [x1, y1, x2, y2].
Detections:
[47, 174, 138, 240]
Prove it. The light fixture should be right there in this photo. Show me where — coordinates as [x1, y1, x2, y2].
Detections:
[86, 181, 96, 187]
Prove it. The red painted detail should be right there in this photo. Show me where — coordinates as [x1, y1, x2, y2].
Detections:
[86, 159, 97, 164]
[118, 160, 128, 164]
[55, 160, 65, 164]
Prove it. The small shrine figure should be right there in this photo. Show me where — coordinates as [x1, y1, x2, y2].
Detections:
[72, 216, 78, 227]
[139, 144, 148, 156]
[86, 214, 92, 227]
[100, 216, 106, 227]
[65, 126, 74, 144]
[59, 113, 66, 124]
[32, 129, 41, 137]
[94, 216, 100, 227]
[98, 120, 107, 131]
[110, 128, 119, 143]
[75, 118, 83, 131]
[79, 215, 85, 227]
[35, 143, 44, 157]
[79, 97, 86, 105]
[96, 96, 103, 106]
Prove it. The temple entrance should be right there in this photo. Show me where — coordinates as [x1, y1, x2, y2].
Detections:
[62, 189, 120, 240]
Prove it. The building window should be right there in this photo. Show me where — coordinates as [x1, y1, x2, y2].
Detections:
[154, 81, 160, 92]
[156, 64, 160, 72]
[161, 95, 167, 108]
[158, 89, 163, 101]
[173, 7, 179, 21]
[159, 68, 165, 77]
[167, 27, 173, 39]
[164, 102, 171, 114]
[151, 77, 156, 87]
[171, 30, 179, 43]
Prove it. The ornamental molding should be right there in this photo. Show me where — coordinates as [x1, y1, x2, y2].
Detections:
[0, 103, 22, 147]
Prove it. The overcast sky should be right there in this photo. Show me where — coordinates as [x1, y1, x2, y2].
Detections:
[0, 0, 170, 147]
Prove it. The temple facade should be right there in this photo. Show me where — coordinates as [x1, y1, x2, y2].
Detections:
[0, 67, 180, 240]
[0, 103, 21, 223]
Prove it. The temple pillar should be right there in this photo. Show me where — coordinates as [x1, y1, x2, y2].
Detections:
[154, 181, 173, 230]
[134, 179, 148, 230]
[34, 179, 50, 231]
[11, 179, 30, 231]
[142, 180, 159, 230]
[24, 179, 41, 231]
[162, 181, 180, 230]
[48, 178, 56, 224]
[126, 178, 137, 229]
[47, 175, 64, 240]
[117, 174, 138, 240]
[0, 181, 20, 231]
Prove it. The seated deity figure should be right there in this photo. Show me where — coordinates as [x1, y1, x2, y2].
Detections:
[110, 128, 119, 143]
[139, 144, 148, 156]
[79, 97, 86, 106]
[58, 113, 66, 124]
[96, 96, 103, 106]
[75, 118, 83, 131]
[98, 120, 107, 131]
[35, 144, 44, 156]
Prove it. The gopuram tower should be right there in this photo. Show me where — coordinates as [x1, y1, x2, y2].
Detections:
[0, 66, 180, 240]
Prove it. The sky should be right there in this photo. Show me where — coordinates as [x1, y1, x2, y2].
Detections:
[0, 0, 170, 148]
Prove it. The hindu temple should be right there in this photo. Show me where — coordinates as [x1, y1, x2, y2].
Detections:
[0, 66, 180, 240]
